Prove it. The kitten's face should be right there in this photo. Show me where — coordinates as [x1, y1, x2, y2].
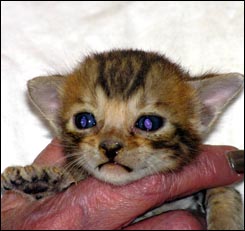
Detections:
[28, 50, 243, 185]
[59, 51, 201, 184]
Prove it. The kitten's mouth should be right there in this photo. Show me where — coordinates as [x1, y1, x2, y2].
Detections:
[97, 162, 133, 173]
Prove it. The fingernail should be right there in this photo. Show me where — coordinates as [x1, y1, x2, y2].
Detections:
[227, 150, 244, 173]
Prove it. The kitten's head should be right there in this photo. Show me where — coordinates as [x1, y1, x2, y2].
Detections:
[28, 50, 244, 185]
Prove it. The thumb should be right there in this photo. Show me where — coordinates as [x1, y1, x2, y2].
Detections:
[33, 138, 66, 167]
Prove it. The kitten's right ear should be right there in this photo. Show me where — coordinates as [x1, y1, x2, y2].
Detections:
[27, 75, 65, 134]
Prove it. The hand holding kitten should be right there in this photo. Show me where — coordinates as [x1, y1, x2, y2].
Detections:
[1, 139, 243, 230]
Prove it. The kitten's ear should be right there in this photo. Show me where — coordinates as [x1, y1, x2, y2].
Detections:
[188, 73, 244, 134]
[27, 75, 65, 134]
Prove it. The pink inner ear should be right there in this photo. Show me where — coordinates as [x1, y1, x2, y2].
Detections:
[201, 77, 243, 111]
[46, 90, 60, 112]
[202, 87, 236, 110]
[38, 87, 60, 115]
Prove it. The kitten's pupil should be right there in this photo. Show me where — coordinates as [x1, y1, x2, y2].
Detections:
[81, 116, 87, 128]
[144, 118, 152, 130]
[136, 115, 164, 131]
[74, 112, 96, 129]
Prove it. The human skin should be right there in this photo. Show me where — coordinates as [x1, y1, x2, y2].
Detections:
[1, 139, 243, 230]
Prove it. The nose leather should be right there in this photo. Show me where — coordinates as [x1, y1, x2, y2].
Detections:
[99, 140, 123, 161]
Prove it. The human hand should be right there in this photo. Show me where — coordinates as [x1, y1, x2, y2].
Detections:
[1, 139, 243, 230]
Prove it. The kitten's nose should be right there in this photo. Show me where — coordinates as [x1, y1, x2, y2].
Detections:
[99, 140, 123, 161]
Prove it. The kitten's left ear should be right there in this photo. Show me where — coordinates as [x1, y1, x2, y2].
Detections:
[188, 73, 244, 134]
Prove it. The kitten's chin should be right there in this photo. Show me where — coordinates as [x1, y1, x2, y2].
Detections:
[99, 163, 132, 175]
[91, 163, 145, 185]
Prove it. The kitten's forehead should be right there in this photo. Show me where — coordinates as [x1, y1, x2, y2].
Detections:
[61, 50, 196, 126]
[84, 49, 187, 100]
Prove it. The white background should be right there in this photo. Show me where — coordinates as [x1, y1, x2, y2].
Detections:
[1, 2, 244, 202]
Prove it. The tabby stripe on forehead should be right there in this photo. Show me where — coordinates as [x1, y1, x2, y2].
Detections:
[126, 59, 151, 98]
[97, 56, 111, 97]
[96, 53, 153, 98]
[126, 53, 167, 98]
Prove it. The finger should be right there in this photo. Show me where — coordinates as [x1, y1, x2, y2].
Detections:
[124, 210, 205, 230]
[33, 138, 65, 167]
[1, 191, 38, 230]
[1, 191, 31, 212]
[162, 145, 243, 200]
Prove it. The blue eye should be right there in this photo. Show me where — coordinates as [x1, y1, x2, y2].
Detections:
[74, 112, 96, 129]
[135, 115, 164, 131]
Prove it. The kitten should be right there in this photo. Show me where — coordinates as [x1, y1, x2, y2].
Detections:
[1, 50, 244, 229]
